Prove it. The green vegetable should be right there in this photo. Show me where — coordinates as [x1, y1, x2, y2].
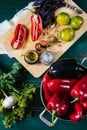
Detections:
[56, 12, 70, 25]
[0, 62, 36, 128]
[60, 27, 75, 42]
[70, 16, 84, 30]
[0, 62, 26, 94]
[0, 83, 36, 128]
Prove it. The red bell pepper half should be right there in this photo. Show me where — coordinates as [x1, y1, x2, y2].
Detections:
[42, 74, 53, 102]
[69, 102, 83, 121]
[47, 78, 77, 94]
[47, 93, 70, 125]
[31, 14, 43, 41]
[11, 24, 27, 50]
[71, 74, 87, 109]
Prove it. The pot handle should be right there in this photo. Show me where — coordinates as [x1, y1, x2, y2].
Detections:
[81, 57, 87, 66]
[39, 109, 58, 127]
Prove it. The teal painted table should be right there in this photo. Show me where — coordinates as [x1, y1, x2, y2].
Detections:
[0, 0, 87, 130]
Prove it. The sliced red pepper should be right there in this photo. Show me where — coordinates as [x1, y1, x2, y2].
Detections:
[31, 14, 43, 42]
[11, 24, 27, 50]
[69, 102, 83, 121]
[47, 78, 77, 94]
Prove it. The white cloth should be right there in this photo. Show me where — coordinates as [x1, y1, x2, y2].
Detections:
[0, 2, 34, 57]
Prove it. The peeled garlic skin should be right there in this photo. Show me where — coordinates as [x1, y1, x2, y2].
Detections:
[2, 96, 15, 108]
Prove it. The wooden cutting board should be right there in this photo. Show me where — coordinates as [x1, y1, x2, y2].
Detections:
[0, 0, 87, 78]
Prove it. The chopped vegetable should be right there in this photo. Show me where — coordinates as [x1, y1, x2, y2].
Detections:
[31, 14, 43, 41]
[11, 24, 27, 50]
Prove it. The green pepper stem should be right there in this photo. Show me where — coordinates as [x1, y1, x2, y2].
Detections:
[52, 110, 57, 126]
[70, 97, 79, 103]
[23, 8, 35, 15]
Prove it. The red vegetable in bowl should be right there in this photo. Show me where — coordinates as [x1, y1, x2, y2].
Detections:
[41, 58, 87, 125]
[47, 93, 69, 116]
[47, 93, 70, 125]
[42, 74, 53, 101]
[47, 78, 77, 93]
[11, 24, 27, 50]
[80, 101, 87, 109]
[49, 58, 79, 78]
[69, 102, 83, 121]
[71, 74, 87, 109]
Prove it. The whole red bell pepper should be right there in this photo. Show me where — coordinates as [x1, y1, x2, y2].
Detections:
[11, 24, 27, 50]
[71, 74, 87, 109]
[31, 14, 43, 41]
[69, 102, 83, 121]
[47, 78, 77, 94]
[80, 101, 87, 109]
[42, 74, 53, 102]
[47, 93, 70, 125]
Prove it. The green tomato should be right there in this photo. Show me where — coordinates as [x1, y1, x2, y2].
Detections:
[56, 12, 70, 25]
[70, 16, 84, 30]
[60, 27, 75, 42]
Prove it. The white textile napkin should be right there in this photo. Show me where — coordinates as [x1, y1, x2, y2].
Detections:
[0, 2, 34, 57]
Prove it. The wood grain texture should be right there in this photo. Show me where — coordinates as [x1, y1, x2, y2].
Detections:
[0, 0, 87, 78]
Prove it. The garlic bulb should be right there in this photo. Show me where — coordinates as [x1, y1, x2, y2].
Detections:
[40, 51, 54, 65]
[2, 96, 15, 109]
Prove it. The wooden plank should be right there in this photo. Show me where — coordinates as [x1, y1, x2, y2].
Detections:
[0, 0, 87, 78]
